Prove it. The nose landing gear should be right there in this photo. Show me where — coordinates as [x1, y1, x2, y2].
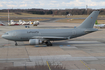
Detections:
[15, 41, 18, 46]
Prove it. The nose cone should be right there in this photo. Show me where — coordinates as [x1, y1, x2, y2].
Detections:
[2, 34, 6, 39]
[2, 33, 9, 40]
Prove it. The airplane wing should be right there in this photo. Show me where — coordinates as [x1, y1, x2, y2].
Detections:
[31, 36, 70, 40]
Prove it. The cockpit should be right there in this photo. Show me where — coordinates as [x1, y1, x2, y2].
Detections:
[2, 31, 17, 41]
[2, 32, 10, 40]
[4, 33, 9, 35]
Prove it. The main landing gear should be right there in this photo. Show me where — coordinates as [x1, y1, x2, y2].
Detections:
[15, 41, 18, 46]
[45, 41, 52, 46]
[14, 41, 52, 46]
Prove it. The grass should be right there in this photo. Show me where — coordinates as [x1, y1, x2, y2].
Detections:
[13, 19, 48, 22]
[56, 19, 84, 23]
[0, 12, 105, 23]
[56, 19, 105, 24]
[0, 12, 65, 18]
[0, 17, 48, 22]
[1, 12, 105, 18]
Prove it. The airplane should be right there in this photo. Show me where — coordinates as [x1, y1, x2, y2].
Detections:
[8, 20, 19, 26]
[0, 21, 5, 26]
[17, 20, 23, 25]
[2, 11, 99, 46]
[8, 20, 39, 26]
[22, 20, 39, 26]
[94, 20, 105, 28]
[32, 21, 39, 26]
[22, 20, 31, 25]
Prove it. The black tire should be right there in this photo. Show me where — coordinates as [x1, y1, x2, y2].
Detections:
[45, 41, 52, 46]
[47, 44, 49, 46]
[50, 43, 52, 46]
[15, 44, 17, 46]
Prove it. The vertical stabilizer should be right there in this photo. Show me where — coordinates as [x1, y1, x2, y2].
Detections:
[78, 11, 99, 28]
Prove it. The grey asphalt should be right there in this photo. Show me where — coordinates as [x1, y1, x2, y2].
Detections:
[0, 22, 105, 70]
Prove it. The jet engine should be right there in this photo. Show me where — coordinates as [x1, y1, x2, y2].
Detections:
[29, 39, 43, 45]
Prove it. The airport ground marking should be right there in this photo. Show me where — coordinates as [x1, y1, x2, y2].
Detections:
[80, 60, 90, 70]
[46, 61, 51, 70]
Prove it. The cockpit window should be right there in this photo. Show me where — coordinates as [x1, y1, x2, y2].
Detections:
[4, 33, 8, 35]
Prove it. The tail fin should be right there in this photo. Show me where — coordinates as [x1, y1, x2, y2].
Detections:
[77, 11, 99, 28]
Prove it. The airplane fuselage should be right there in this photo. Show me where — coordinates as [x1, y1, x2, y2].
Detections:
[2, 28, 88, 41]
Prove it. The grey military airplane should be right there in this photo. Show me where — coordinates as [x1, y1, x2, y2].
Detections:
[2, 11, 99, 46]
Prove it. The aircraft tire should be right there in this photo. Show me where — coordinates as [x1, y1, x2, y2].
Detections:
[15, 41, 18, 46]
[46, 41, 52, 46]
[15, 43, 17, 46]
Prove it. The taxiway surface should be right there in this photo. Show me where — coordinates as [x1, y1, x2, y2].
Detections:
[0, 22, 105, 70]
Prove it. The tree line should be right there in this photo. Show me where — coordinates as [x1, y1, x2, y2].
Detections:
[0, 8, 105, 15]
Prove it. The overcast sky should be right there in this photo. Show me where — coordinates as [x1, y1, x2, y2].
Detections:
[0, 0, 105, 9]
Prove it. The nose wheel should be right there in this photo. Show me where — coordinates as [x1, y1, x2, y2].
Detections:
[15, 41, 18, 46]
[45, 41, 52, 46]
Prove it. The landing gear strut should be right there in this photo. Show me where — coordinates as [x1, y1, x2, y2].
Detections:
[45, 41, 52, 46]
[15, 41, 18, 46]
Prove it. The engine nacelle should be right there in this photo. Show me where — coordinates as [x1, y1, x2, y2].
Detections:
[29, 39, 42, 45]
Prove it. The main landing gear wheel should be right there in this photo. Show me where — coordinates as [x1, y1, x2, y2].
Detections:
[15, 41, 18, 46]
[45, 41, 52, 46]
